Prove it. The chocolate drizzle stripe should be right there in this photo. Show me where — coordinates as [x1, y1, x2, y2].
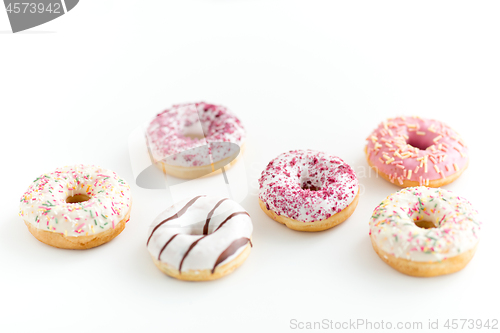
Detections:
[146, 195, 204, 245]
[211, 237, 251, 274]
[177, 210, 250, 274]
[157, 234, 179, 261]
[213, 211, 250, 233]
[178, 236, 207, 273]
[203, 198, 228, 235]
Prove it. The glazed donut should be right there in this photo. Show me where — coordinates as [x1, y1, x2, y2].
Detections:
[369, 187, 480, 277]
[365, 116, 469, 187]
[146, 102, 246, 179]
[258, 150, 359, 232]
[147, 195, 253, 281]
[19, 165, 132, 249]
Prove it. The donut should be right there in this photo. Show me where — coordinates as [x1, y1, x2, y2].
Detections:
[258, 150, 359, 232]
[19, 165, 132, 249]
[369, 187, 480, 277]
[147, 195, 253, 281]
[146, 102, 246, 179]
[365, 116, 469, 187]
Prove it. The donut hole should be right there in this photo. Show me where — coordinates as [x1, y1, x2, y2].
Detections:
[188, 226, 205, 236]
[406, 132, 439, 150]
[414, 220, 437, 229]
[66, 194, 91, 204]
[182, 121, 206, 140]
[301, 180, 322, 191]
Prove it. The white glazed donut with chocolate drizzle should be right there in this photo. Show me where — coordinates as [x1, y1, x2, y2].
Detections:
[147, 195, 253, 281]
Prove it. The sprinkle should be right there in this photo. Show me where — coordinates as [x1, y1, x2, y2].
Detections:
[394, 151, 403, 159]
[453, 163, 460, 171]
[433, 135, 442, 143]
[416, 131, 426, 135]
[400, 153, 412, 159]
[407, 170, 412, 179]
[434, 165, 440, 173]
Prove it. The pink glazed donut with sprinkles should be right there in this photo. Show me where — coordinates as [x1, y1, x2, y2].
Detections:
[146, 102, 246, 179]
[258, 150, 359, 232]
[365, 116, 469, 187]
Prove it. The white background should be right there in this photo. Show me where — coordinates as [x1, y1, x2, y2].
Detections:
[1, 1, 499, 332]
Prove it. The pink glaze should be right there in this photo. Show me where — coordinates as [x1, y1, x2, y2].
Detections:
[365, 116, 469, 185]
[146, 102, 246, 167]
[258, 150, 359, 222]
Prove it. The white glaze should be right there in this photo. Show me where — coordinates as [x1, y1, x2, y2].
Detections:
[147, 195, 253, 272]
[369, 187, 480, 262]
[259, 150, 359, 222]
[146, 102, 245, 167]
[19, 165, 132, 237]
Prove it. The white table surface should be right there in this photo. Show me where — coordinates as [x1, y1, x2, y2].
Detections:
[1, 1, 499, 332]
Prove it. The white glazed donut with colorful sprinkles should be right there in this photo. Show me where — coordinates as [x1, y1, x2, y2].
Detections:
[146, 102, 246, 179]
[258, 150, 359, 232]
[19, 165, 132, 249]
[369, 186, 480, 277]
[365, 116, 469, 187]
[147, 195, 253, 281]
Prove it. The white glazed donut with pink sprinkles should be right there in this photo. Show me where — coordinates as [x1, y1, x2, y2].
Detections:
[365, 116, 469, 187]
[146, 102, 246, 179]
[258, 150, 359, 232]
